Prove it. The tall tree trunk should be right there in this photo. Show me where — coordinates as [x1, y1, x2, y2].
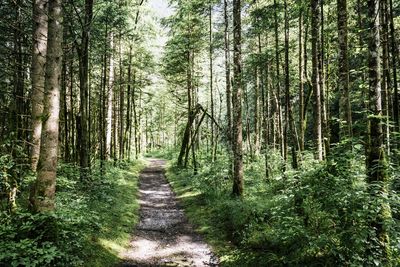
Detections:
[232, 0, 244, 197]
[366, 0, 392, 260]
[106, 32, 114, 160]
[209, 4, 215, 161]
[254, 50, 260, 155]
[311, 0, 323, 160]
[31, 0, 63, 212]
[31, 0, 48, 171]
[78, 0, 93, 178]
[62, 40, 68, 161]
[298, 0, 305, 152]
[119, 37, 124, 160]
[274, 0, 284, 161]
[320, 0, 328, 157]
[125, 46, 132, 159]
[389, 0, 399, 136]
[380, 0, 391, 155]
[284, 0, 289, 164]
[224, 0, 232, 145]
[337, 0, 352, 140]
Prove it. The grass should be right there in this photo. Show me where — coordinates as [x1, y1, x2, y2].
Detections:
[77, 160, 145, 266]
[162, 146, 400, 267]
[0, 158, 145, 267]
[165, 163, 258, 267]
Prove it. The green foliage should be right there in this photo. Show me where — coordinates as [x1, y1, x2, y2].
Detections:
[164, 147, 400, 266]
[0, 160, 143, 267]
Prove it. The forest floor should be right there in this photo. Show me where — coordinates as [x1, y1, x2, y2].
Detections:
[118, 159, 219, 267]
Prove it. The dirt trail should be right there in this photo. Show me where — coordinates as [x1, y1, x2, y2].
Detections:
[119, 159, 218, 267]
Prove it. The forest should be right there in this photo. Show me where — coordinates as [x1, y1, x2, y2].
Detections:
[0, 0, 399, 266]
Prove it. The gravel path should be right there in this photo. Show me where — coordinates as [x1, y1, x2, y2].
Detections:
[119, 159, 219, 267]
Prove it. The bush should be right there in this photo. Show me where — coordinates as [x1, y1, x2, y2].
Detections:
[166, 145, 400, 266]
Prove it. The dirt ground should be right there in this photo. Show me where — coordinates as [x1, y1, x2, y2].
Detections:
[118, 159, 219, 267]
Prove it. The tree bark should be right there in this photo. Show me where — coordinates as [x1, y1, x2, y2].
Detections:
[274, 0, 284, 161]
[380, 0, 390, 155]
[106, 32, 114, 160]
[311, 0, 323, 160]
[232, 0, 244, 197]
[389, 0, 399, 135]
[78, 0, 93, 178]
[31, 0, 63, 212]
[298, 0, 305, 152]
[209, 4, 215, 161]
[224, 0, 232, 145]
[366, 0, 392, 260]
[31, 0, 48, 172]
[337, 0, 352, 140]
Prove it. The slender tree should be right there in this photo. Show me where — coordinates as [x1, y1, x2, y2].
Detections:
[232, 0, 243, 196]
[224, 0, 232, 145]
[366, 0, 392, 260]
[337, 0, 352, 140]
[77, 0, 93, 178]
[311, 0, 323, 160]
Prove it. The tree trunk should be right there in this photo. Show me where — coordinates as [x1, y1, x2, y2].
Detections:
[320, 0, 329, 157]
[125, 46, 132, 159]
[337, 0, 352, 140]
[224, 0, 232, 145]
[366, 0, 392, 260]
[389, 0, 399, 135]
[284, 0, 289, 164]
[311, 0, 323, 160]
[232, 0, 244, 197]
[106, 32, 114, 160]
[31, 0, 63, 212]
[380, 0, 391, 155]
[209, 4, 215, 161]
[78, 0, 93, 179]
[31, 0, 48, 172]
[298, 0, 305, 152]
[119, 37, 125, 160]
[274, 0, 284, 161]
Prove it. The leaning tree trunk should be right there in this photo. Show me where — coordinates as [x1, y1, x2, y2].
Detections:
[232, 0, 244, 197]
[366, 0, 392, 261]
[31, 0, 63, 212]
[31, 0, 48, 172]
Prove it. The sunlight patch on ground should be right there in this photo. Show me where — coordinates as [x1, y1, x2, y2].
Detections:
[99, 238, 126, 255]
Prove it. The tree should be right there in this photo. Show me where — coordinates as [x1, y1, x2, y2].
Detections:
[77, 0, 94, 178]
[337, 0, 352, 140]
[311, 0, 323, 161]
[31, 0, 63, 212]
[232, 0, 243, 196]
[31, 0, 48, 172]
[366, 0, 392, 260]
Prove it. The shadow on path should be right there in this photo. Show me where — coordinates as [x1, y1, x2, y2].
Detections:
[118, 159, 219, 267]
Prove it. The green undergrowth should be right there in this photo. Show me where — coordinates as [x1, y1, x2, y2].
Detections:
[0, 159, 144, 267]
[162, 145, 400, 267]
